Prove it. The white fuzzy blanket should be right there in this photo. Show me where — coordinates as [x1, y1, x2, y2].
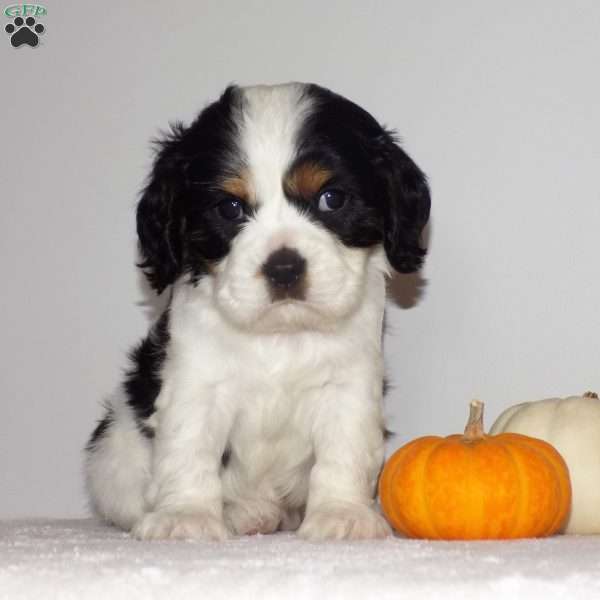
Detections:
[2, 519, 599, 599]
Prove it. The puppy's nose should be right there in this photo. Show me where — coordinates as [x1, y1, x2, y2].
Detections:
[262, 247, 306, 288]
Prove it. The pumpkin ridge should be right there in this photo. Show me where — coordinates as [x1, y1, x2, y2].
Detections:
[409, 437, 448, 538]
[506, 434, 570, 535]
[545, 453, 571, 534]
[476, 435, 523, 539]
[464, 437, 479, 539]
[519, 439, 562, 537]
[420, 438, 448, 539]
[380, 440, 420, 537]
[497, 438, 527, 538]
[502, 435, 559, 537]
[379, 436, 443, 537]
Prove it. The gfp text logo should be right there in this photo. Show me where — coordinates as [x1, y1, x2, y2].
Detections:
[4, 4, 46, 17]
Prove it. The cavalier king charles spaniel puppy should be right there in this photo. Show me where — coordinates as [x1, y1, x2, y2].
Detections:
[85, 83, 430, 541]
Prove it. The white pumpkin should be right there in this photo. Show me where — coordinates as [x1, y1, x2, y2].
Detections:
[490, 391, 600, 534]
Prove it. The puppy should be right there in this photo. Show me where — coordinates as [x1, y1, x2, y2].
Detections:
[85, 83, 430, 541]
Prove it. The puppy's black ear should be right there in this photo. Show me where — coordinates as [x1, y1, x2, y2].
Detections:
[137, 125, 187, 294]
[376, 133, 431, 273]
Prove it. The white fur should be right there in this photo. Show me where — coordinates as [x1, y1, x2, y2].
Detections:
[85, 395, 151, 529]
[86, 83, 392, 541]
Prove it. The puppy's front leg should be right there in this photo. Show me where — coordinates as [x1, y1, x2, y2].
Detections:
[132, 384, 234, 541]
[299, 380, 392, 541]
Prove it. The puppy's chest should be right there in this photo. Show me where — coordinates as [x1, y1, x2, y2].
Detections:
[166, 325, 350, 456]
[230, 362, 327, 440]
[223, 340, 334, 450]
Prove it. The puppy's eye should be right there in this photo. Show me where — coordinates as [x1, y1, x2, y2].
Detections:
[317, 189, 346, 212]
[217, 198, 245, 221]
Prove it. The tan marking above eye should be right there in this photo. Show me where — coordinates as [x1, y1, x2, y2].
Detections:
[284, 162, 333, 200]
[219, 171, 255, 205]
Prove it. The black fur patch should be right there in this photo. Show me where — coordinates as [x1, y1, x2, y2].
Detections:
[381, 377, 394, 440]
[137, 86, 247, 293]
[221, 446, 231, 469]
[292, 84, 430, 272]
[86, 406, 115, 451]
[382, 376, 391, 397]
[123, 310, 170, 436]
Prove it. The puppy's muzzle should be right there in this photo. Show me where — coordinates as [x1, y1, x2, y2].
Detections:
[262, 247, 307, 301]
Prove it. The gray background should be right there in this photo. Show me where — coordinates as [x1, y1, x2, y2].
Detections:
[2, 0, 599, 518]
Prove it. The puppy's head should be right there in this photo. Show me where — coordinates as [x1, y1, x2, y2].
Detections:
[137, 83, 430, 332]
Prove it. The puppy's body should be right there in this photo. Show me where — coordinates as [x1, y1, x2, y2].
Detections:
[85, 83, 430, 541]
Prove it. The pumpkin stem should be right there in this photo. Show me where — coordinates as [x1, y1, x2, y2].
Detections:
[583, 391, 598, 399]
[464, 400, 486, 441]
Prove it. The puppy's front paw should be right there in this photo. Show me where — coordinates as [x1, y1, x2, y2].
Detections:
[298, 501, 391, 541]
[132, 510, 229, 541]
[224, 499, 282, 536]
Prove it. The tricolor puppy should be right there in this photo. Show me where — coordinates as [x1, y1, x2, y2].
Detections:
[85, 83, 430, 541]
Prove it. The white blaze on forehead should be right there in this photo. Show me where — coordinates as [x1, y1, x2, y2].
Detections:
[238, 83, 312, 211]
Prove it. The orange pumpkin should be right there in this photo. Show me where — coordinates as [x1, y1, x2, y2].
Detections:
[378, 401, 572, 540]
